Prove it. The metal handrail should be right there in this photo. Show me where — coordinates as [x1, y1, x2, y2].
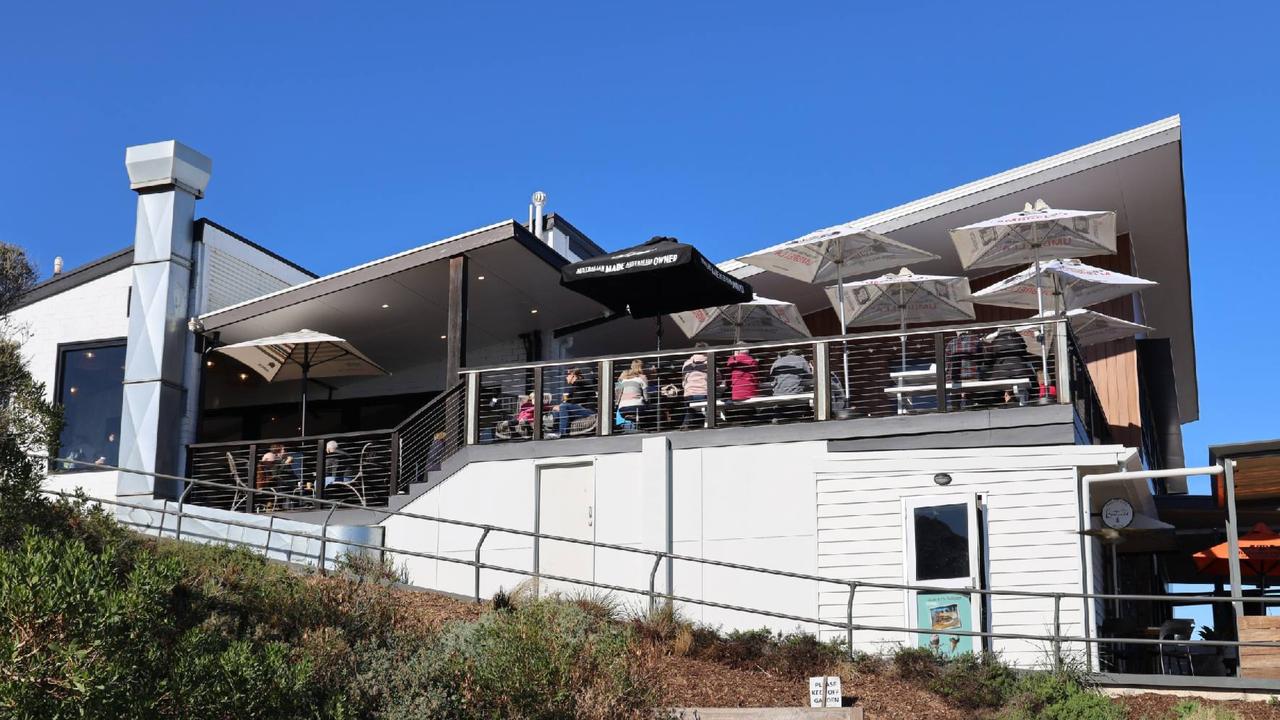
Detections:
[459, 318, 1070, 375]
[47, 455, 1280, 671]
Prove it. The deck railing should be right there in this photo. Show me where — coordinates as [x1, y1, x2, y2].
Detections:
[185, 318, 1108, 513]
[465, 318, 1104, 445]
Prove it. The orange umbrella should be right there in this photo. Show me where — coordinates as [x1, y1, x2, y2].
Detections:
[1194, 523, 1280, 579]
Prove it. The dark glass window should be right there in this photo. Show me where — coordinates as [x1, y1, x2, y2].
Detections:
[913, 503, 971, 581]
[54, 342, 126, 473]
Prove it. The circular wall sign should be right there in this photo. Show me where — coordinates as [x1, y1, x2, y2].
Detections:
[1101, 498, 1134, 530]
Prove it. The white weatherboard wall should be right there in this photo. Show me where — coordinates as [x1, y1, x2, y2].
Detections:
[815, 444, 1130, 667]
[381, 440, 825, 633]
[13, 267, 132, 502]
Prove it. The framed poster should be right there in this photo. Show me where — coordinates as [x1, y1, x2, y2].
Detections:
[916, 591, 974, 656]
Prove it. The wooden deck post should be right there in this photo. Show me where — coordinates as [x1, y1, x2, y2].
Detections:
[445, 255, 469, 388]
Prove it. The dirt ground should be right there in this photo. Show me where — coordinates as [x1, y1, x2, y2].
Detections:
[380, 584, 1278, 719]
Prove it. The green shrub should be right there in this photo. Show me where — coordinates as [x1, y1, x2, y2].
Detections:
[360, 598, 656, 720]
[892, 645, 943, 681]
[0, 531, 357, 719]
[928, 652, 1017, 710]
[1173, 700, 1242, 720]
[997, 669, 1123, 720]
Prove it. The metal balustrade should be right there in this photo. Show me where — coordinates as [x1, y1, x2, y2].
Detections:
[186, 429, 397, 511]
[44, 456, 1280, 680]
[396, 383, 466, 490]
[468, 318, 1103, 443]
[184, 319, 1106, 514]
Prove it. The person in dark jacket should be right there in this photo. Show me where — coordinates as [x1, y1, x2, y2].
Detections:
[551, 367, 597, 437]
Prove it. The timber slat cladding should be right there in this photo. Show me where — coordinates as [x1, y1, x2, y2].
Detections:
[1239, 616, 1280, 679]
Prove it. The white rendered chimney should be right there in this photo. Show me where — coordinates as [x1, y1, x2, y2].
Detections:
[53, 256, 64, 276]
[532, 191, 547, 242]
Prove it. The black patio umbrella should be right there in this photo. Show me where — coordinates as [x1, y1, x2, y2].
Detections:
[558, 236, 753, 346]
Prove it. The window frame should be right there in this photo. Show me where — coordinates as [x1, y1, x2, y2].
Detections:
[50, 337, 127, 474]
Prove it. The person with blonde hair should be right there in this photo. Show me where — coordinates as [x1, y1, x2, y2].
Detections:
[615, 362, 648, 430]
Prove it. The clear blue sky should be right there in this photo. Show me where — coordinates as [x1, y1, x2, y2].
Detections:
[2, 1, 1278, 473]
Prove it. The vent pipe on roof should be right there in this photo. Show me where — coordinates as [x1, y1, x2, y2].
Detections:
[53, 256, 63, 277]
[532, 191, 547, 242]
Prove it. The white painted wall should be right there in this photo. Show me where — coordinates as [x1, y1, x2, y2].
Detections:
[382, 440, 827, 634]
[12, 267, 132, 500]
[382, 438, 1134, 666]
[815, 444, 1131, 667]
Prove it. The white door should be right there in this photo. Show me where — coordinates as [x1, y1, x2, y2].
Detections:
[537, 463, 595, 595]
[903, 494, 983, 656]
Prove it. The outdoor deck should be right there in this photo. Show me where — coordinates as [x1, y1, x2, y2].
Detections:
[184, 318, 1109, 513]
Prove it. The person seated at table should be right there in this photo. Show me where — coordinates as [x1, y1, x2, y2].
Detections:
[514, 393, 538, 436]
[550, 367, 597, 438]
[768, 349, 812, 396]
[615, 362, 648, 430]
[725, 348, 760, 423]
[984, 327, 1037, 405]
[323, 440, 353, 487]
[258, 443, 300, 490]
[680, 344, 710, 429]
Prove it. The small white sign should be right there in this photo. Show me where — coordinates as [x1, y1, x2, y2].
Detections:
[808, 676, 842, 708]
[1101, 497, 1134, 530]
[809, 677, 825, 708]
[824, 675, 842, 707]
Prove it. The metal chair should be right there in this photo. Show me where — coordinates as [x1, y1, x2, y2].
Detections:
[226, 452, 251, 512]
[1158, 618, 1196, 675]
[326, 442, 371, 507]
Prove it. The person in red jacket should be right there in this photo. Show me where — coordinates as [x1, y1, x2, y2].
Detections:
[724, 348, 759, 423]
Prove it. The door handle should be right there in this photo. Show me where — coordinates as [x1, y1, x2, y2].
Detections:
[587, 505, 593, 527]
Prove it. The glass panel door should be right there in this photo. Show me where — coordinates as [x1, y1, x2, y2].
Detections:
[904, 494, 983, 656]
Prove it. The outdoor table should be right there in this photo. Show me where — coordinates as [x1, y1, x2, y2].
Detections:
[687, 392, 814, 423]
[884, 378, 1032, 413]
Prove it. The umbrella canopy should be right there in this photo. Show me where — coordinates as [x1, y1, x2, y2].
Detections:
[1194, 523, 1280, 579]
[560, 236, 752, 319]
[825, 268, 975, 374]
[214, 329, 388, 434]
[824, 267, 975, 329]
[1017, 309, 1153, 356]
[970, 258, 1157, 313]
[948, 199, 1117, 271]
[741, 224, 941, 285]
[672, 295, 811, 344]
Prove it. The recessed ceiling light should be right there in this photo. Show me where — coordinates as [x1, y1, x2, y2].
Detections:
[440, 335, 447, 340]
[68, 386, 78, 394]
[84, 351, 95, 359]
[205, 360, 215, 367]
[381, 303, 390, 309]
[530, 309, 538, 314]
[238, 372, 249, 381]
[477, 275, 485, 280]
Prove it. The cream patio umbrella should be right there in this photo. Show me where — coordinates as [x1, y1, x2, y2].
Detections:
[1016, 308, 1153, 357]
[949, 199, 1117, 380]
[824, 267, 975, 373]
[741, 225, 939, 398]
[671, 295, 811, 344]
[214, 329, 389, 435]
[969, 258, 1156, 315]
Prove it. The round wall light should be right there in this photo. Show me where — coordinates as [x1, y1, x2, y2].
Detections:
[933, 473, 953, 486]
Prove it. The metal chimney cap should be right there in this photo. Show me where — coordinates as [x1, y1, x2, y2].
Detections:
[531, 191, 547, 205]
[53, 256, 64, 275]
[125, 140, 212, 198]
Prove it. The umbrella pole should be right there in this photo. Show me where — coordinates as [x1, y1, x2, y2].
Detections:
[300, 363, 309, 437]
[1034, 244, 1049, 394]
[837, 259, 850, 401]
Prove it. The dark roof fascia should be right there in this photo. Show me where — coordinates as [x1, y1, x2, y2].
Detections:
[1209, 439, 1280, 465]
[196, 218, 318, 279]
[13, 247, 134, 310]
[544, 213, 607, 257]
[200, 220, 550, 330]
